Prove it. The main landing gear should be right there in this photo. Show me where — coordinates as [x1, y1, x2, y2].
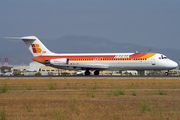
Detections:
[85, 70, 90, 75]
[84, 70, 100, 76]
[94, 70, 100, 75]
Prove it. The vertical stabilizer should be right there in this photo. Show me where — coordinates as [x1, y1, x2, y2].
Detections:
[5, 36, 54, 57]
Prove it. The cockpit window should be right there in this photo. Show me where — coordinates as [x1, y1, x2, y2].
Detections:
[161, 55, 168, 59]
[161, 55, 163, 59]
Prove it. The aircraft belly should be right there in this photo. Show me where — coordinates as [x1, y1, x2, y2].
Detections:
[108, 60, 155, 70]
[48, 59, 170, 71]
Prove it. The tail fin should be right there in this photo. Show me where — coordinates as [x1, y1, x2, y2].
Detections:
[5, 36, 54, 57]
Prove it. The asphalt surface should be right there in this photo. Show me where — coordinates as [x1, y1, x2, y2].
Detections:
[1, 75, 180, 79]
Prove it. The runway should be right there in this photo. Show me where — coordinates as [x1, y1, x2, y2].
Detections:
[1, 75, 180, 79]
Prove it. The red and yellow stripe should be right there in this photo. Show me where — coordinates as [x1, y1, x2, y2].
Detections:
[32, 53, 156, 61]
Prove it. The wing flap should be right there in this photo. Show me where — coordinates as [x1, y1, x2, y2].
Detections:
[70, 64, 109, 70]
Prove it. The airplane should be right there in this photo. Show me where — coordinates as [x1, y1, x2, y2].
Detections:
[4, 70, 14, 76]
[0, 70, 14, 76]
[0, 72, 5, 76]
[5, 36, 178, 76]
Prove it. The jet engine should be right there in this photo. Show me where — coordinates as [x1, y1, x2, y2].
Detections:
[49, 58, 69, 65]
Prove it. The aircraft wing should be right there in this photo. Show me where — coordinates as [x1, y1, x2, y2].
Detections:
[73, 64, 109, 70]
[50, 64, 109, 70]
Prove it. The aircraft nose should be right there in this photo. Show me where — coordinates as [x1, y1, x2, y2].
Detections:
[171, 61, 178, 68]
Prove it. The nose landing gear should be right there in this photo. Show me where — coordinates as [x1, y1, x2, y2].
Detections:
[165, 70, 169, 76]
[165, 72, 169, 76]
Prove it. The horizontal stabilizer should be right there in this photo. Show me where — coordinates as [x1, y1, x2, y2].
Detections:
[4, 36, 36, 41]
[4, 37, 22, 40]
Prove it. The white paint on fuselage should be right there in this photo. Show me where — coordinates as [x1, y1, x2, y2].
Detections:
[46, 53, 178, 71]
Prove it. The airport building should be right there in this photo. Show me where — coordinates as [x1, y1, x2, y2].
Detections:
[30, 62, 45, 71]
[0, 66, 12, 73]
[11, 62, 44, 72]
[41, 66, 76, 75]
[12, 65, 30, 71]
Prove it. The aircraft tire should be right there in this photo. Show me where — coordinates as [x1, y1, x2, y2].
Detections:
[165, 72, 169, 76]
[94, 70, 99, 75]
[85, 70, 90, 75]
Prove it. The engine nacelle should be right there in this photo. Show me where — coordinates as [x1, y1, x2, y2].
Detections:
[50, 58, 69, 65]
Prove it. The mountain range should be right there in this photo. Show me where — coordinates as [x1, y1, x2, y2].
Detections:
[0, 35, 179, 65]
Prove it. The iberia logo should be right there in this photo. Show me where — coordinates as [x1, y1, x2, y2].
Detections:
[31, 44, 42, 53]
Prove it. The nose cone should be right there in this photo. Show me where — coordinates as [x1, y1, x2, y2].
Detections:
[168, 60, 178, 69]
[171, 61, 178, 68]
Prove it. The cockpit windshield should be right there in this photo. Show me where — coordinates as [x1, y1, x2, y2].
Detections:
[159, 55, 168, 59]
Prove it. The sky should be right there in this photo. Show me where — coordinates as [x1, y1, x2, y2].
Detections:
[0, 0, 180, 50]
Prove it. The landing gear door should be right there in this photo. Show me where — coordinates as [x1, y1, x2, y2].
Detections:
[151, 58, 155, 65]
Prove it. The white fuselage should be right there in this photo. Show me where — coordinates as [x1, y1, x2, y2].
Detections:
[38, 53, 177, 71]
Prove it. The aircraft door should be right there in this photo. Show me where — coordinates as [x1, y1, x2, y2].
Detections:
[95, 57, 98, 63]
[151, 58, 155, 65]
[95, 57, 103, 63]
